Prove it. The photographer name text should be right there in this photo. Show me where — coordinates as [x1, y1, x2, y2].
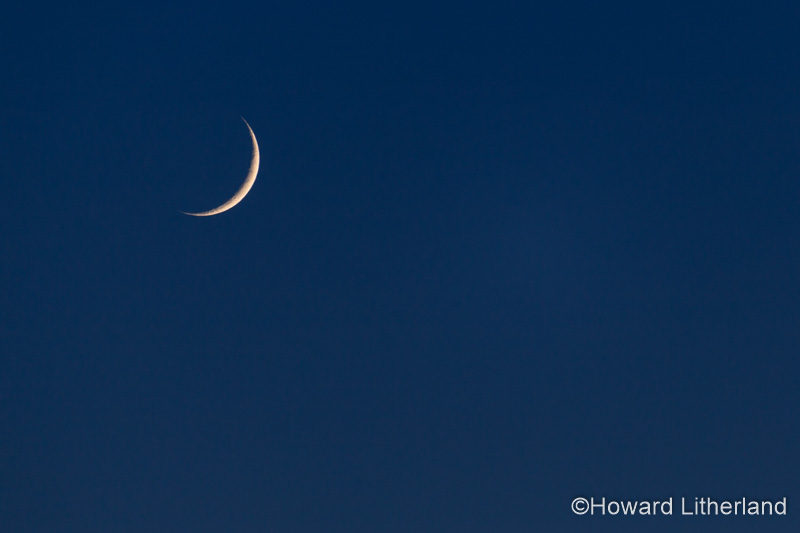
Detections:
[571, 496, 787, 517]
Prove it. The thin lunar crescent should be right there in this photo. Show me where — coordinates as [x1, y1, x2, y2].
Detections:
[182, 117, 260, 217]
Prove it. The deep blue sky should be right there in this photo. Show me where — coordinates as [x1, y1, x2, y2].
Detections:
[1, 1, 798, 532]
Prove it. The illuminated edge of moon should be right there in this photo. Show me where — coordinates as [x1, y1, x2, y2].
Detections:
[181, 117, 260, 217]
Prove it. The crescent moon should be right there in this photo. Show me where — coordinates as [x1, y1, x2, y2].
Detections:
[182, 117, 260, 217]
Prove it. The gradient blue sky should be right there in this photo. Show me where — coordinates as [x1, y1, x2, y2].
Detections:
[1, 1, 799, 532]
